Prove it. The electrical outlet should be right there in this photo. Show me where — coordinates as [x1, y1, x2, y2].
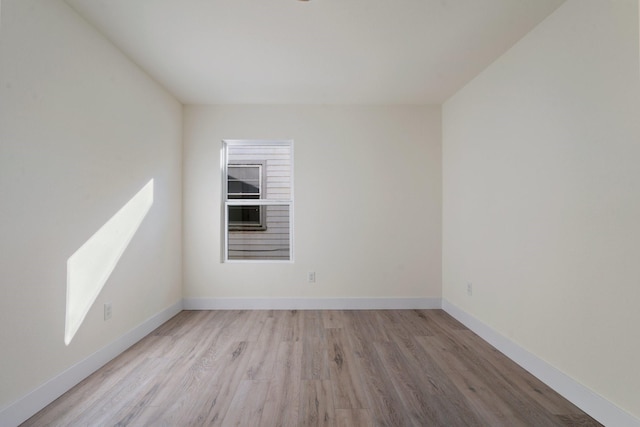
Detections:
[307, 272, 316, 283]
[467, 282, 473, 296]
[104, 302, 112, 321]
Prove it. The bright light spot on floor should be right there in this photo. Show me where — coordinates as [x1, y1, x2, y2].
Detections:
[65, 179, 154, 345]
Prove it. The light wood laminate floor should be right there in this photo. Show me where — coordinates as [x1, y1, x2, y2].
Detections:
[23, 310, 602, 426]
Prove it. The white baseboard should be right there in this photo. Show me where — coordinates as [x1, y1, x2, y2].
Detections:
[442, 299, 640, 427]
[183, 297, 441, 310]
[0, 300, 183, 427]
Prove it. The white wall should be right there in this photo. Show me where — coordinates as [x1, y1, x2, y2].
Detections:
[443, 0, 640, 420]
[183, 105, 441, 302]
[0, 0, 182, 412]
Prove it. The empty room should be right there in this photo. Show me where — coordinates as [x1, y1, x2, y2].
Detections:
[1, 0, 639, 425]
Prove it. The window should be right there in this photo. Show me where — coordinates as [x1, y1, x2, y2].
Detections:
[222, 140, 293, 262]
[227, 164, 265, 230]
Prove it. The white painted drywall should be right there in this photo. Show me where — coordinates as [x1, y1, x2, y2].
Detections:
[0, 0, 182, 411]
[183, 105, 441, 300]
[443, 0, 640, 419]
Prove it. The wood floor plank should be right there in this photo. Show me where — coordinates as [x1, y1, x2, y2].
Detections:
[134, 378, 223, 426]
[354, 341, 412, 426]
[303, 310, 326, 340]
[19, 343, 158, 427]
[428, 309, 468, 331]
[422, 319, 568, 426]
[150, 310, 198, 337]
[391, 309, 437, 337]
[321, 310, 344, 329]
[301, 337, 329, 380]
[278, 309, 304, 342]
[238, 310, 269, 342]
[372, 340, 440, 426]
[335, 408, 373, 427]
[259, 341, 303, 427]
[298, 380, 335, 427]
[203, 341, 254, 426]
[245, 318, 280, 380]
[221, 380, 270, 427]
[456, 329, 588, 418]
[374, 310, 426, 359]
[64, 356, 170, 427]
[417, 335, 529, 427]
[22, 310, 602, 427]
[326, 328, 367, 410]
[134, 331, 240, 425]
[374, 340, 485, 427]
[342, 310, 391, 359]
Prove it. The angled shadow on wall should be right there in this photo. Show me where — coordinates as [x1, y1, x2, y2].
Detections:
[65, 179, 154, 345]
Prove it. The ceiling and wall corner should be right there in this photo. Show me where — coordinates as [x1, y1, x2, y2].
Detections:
[63, 0, 565, 105]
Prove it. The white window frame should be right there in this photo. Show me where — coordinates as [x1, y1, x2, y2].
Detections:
[221, 139, 294, 263]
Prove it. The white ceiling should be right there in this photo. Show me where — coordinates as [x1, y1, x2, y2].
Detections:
[65, 0, 565, 105]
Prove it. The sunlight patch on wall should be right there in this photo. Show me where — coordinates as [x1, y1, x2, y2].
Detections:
[65, 179, 154, 345]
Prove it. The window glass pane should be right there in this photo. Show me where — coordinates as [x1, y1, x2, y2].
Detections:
[227, 145, 291, 201]
[228, 166, 259, 180]
[228, 194, 259, 200]
[228, 165, 261, 197]
[229, 206, 261, 225]
[227, 204, 290, 261]
[228, 179, 259, 194]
